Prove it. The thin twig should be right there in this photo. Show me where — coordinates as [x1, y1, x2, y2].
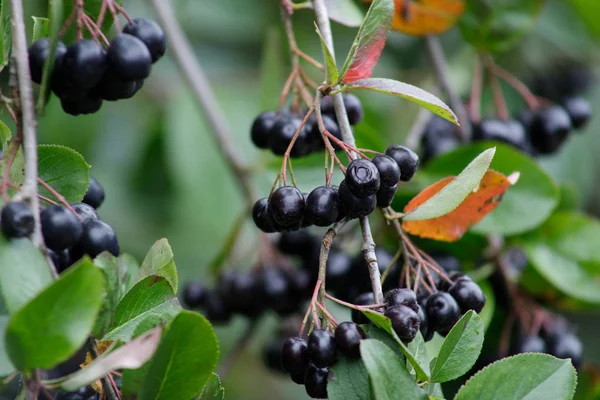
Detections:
[88, 337, 120, 400]
[218, 320, 259, 378]
[317, 218, 348, 313]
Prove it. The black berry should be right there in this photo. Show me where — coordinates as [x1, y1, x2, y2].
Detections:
[385, 145, 419, 182]
[304, 363, 328, 399]
[473, 119, 527, 150]
[515, 335, 546, 354]
[351, 292, 375, 325]
[94, 69, 139, 101]
[1, 201, 34, 238]
[548, 332, 583, 370]
[269, 117, 310, 157]
[418, 305, 433, 342]
[262, 269, 298, 316]
[28, 38, 67, 84]
[251, 111, 277, 149]
[62, 40, 107, 89]
[107, 34, 152, 80]
[325, 250, 353, 295]
[41, 206, 83, 251]
[183, 282, 206, 308]
[123, 18, 167, 63]
[263, 337, 286, 374]
[421, 116, 460, 162]
[384, 288, 419, 313]
[70, 203, 99, 222]
[562, 97, 592, 130]
[268, 186, 305, 229]
[72, 219, 120, 258]
[290, 371, 305, 385]
[385, 305, 420, 342]
[448, 277, 486, 314]
[371, 155, 400, 188]
[307, 115, 342, 150]
[305, 186, 340, 227]
[278, 230, 317, 256]
[345, 159, 380, 198]
[338, 180, 376, 219]
[229, 272, 264, 317]
[308, 329, 337, 367]
[252, 198, 275, 233]
[376, 184, 397, 208]
[334, 322, 365, 358]
[529, 106, 572, 154]
[60, 94, 103, 116]
[48, 248, 72, 273]
[281, 336, 310, 374]
[425, 292, 461, 335]
[322, 94, 364, 125]
[203, 290, 230, 323]
[83, 177, 105, 209]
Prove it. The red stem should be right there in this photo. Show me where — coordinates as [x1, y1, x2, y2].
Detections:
[36, 178, 81, 219]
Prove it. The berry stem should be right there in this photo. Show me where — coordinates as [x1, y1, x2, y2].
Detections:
[315, 301, 338, 327]
[488, 64, 510, 121]
[486, 58, 540, 109]
[317, 218, 348, 316]
[469, 55, 483, 123]
[280, 107, 314, 185]
[300, 280, 322, 337]
[1, 135, 21, 203]
[36, 178, 81, 220]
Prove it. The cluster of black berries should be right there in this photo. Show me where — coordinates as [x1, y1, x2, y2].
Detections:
[1, 177, 119, 272]
[28, 18, 166, 116]
[280, 322, 367, 399]
[252, 145, 419, 233]
[40, 385, 100, 400]
[251, 94, 364, 158]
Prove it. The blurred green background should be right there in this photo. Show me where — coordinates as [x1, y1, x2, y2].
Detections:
[13, 0, 600, 398]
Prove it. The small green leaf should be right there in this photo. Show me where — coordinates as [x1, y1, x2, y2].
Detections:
[407, 332, 429, 378]
[38, 145, 90, 203]
[315, 25, 339, 85]
[455, 353, 577, 400]
[404, 148, 495, 221]
[0, 237, 53, 314]
[139, 311, 220, 400]
[360, 339, 427, 400]
[31, 17, 50, 41]
[345, 78, 458, 124]
[0, 0, 11, 73]
[328, 356, 370, 400]
[197, 373, 225, 400]
[0, 315, 14, 376]
[325, 0, 364, 27]
[0, 119, 11, 150]
[431, 311, 484, 383]
[5, 260, 103, 370]
[138, 239, 178, 294]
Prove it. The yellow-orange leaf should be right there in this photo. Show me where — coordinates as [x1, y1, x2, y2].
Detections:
[402, 170, 518, 241]
[386, 0, 465, 36]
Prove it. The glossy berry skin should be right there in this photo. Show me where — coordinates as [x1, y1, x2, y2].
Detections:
[107, 34, 152, 80]
[251, 111, 277, 149]
[305, 364, 329, 399]
[62, 40, 107, 89]
[278, 230, 317, 256]
[376, 184, 397, 208]
[418, 305, 433, 342]
[385, 145, 419, 182]
[345, 159, 380, 198]
[385, 305, 420, 342]
[334, 322, 366, 358]
[305, 186, 340, 227]
[262, 269, 298, 316]
[123, 18, 167, 63]
[338, 180, 376, 219]
[325, 251, 353, 295]
[307, 115, 342, 151]
[73, 219, 120, 258]
[321, 94, 364, 125]
[351, 292, 375, 325]
[308, 329, 337, 367]
[28, 38, 67, 84]
[384, 288, 419, 313]
[421, 116, 460, 162]
[229, 272, 264, 317]
[515, 335, 546, 354]
[83, 177, 105, 209]
[269, 117, 310, 157]
[71, 203, 99, 222]
[183, 282, 206, 308]
[290, 371, 305, 385]
[529, 106, 572, 154]
[268, 186, 305, 229]
[203, 291, 230, 324]
[473, 119, 527, 150]
[252, 198, 275, 233]
[548, 332, 583, 369]
[281, 337, 310, 374]
[425, 292, 461, 335]
[48, 248, 72, 273]
[1, 201, 34, 238]
[41, 206, 83, 251]
[60, 95, 103, 116]
[94, 69, 139, 101]
[448, 277, 486, 314]
[371, 155, 400, 188]
[562, 97, 592, 130]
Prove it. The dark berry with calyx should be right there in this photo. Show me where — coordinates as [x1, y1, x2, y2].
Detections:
[62, 40, 107, 89]
[385, 305, 420, 342]
[334, 322, 366, 358]
[183, 282, 206, 308]
[278, 230, 317, 256]
[529, 106, 572, 154]
[60, 94, 103, 116]
[448, 277, 486, 314]
[268, 186, 305, 229]
[94, 69, 139, 101]
[70, 203, 99, 222]
[548, 332, 583, 369]
[203, 290, 230, 323]
[562, 97, 592, 130]
[263, 337, 286, 374]
[304, 364, 329, 399]
[305, 186, 340, 227]
[514, 335, 546, 354]
[28, 38, 67, 84]
[123, 18, 167, 63]
[107, 34, 152, 80]
[345, 159, 381, 198]
[425, 292, 461, 335]
[371, 155, 400, 188]
[384, 288, 419, 313]
[41, 206, 83, 251]
[83, 177, 105, 209]
[281, 337, 310, 374]
[308, 329, 337, 367]
[269, 117, 310, 157]
[438, 271, 466, 292]
[252, 198, 275, 233]
[338, 180, 376, 219]
[385, 145, 419, 182]
[72, 219, 120, 258]
[48, 248, 72, 273]
[251, 111, 277, 149]
[376, 184, 397, 208]
[351, 292, 375, 325]
[322, 94, 364, 125]
[1, 201, 35, 238]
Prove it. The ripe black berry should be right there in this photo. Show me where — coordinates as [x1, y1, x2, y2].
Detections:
[371, 155, 400, 189]
[1, 201, 34, 238]
[262, 269, 298, 316]
[278, 230, 317, 256]
[305, 186, 340, 227]
[376, 184, 397, 208]
[338, 180, 376, 219]
[385, 305, 420, 342]
[83, 177, 105, 209]
[41, 206, 83, 251]
[304, 363, 328, 399]
[229, 272, 264, 317]
[94, 69, 139, 101]
[263, 337, 286, 374]
[321, 94, 364, 125]
[290, 371, 305, 385]
[72, 219, 120, 258]
[421, 116, 460, 162]
[268, 186, 305, 229]
[448, 277, 486, 314]
[252, 198, 275, 233]
[425, 292, 461, 335]
[473, 119, 527, 150]
[60, 94, 103, 116]
[48, 248, 72, 273]
[351, 292, 375, 325]
[548, 332, 583, 369]
[251, 111, 277, 149]
[515, 335, 546, 354]
[307, 115, 342, 151]
[325, 250, 352, 295]
[385, 145, 419, 182]
[123, 18, 167, 63]
[334, 322, 366, 357]
[203, 290, 230, 323]
[418, 305, 433, 342]
[28, 38, 67, 84]
[562, 97, 592, 130]
[62, 40, 107, 89]
[183, 282, 206, 308]
[70, 203, 99, 222]
[345, 159, 380, 198]
[281, 337, 310, 374]
[384, 288, 419, 313]
[269, 117, 310, 157]
[107, 34, 152, 80]
[308, 329, 337, 367]
[529, 106, 572, 154]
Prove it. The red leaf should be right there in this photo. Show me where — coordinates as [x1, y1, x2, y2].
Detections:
[343, 28, 389, 83]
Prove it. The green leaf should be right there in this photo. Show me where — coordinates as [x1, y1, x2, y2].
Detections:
[315, 25, 339, 85]
[0, 315, 14, 376]
[404, 148, 495, 221]
[0, 237, 53, 314]
[455, 353, 577, 400]
[139, 311, 220, 400]
[340, 0, 394, 83]
[407, 332, 429, 378]
[259, 26, 285, 111]
[32, 17, 50, 41]
[37, 145, 91, 203]
[325, 0, 364, 27]
[197, 373, 225, 400]
[327, 356, 370, 400]
[431, 311, 484, 383]
[5, 260, 103, 371]
[423, 143, 559, 235]
[0, 0, 10, 73]
[0, 118, 11, 150]
[363, 309, 430, 380]
[138, 239, 178, 294]
[360, 339, 427, 400]
[345, 78, 458, 125]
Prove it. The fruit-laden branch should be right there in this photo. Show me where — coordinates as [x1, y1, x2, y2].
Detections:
[311, 0, 384, 305]
[148, 0, 255, 205]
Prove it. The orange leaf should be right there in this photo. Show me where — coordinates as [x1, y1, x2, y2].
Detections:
[402, 170, 518, 241]
[389, 0, 465, 36]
